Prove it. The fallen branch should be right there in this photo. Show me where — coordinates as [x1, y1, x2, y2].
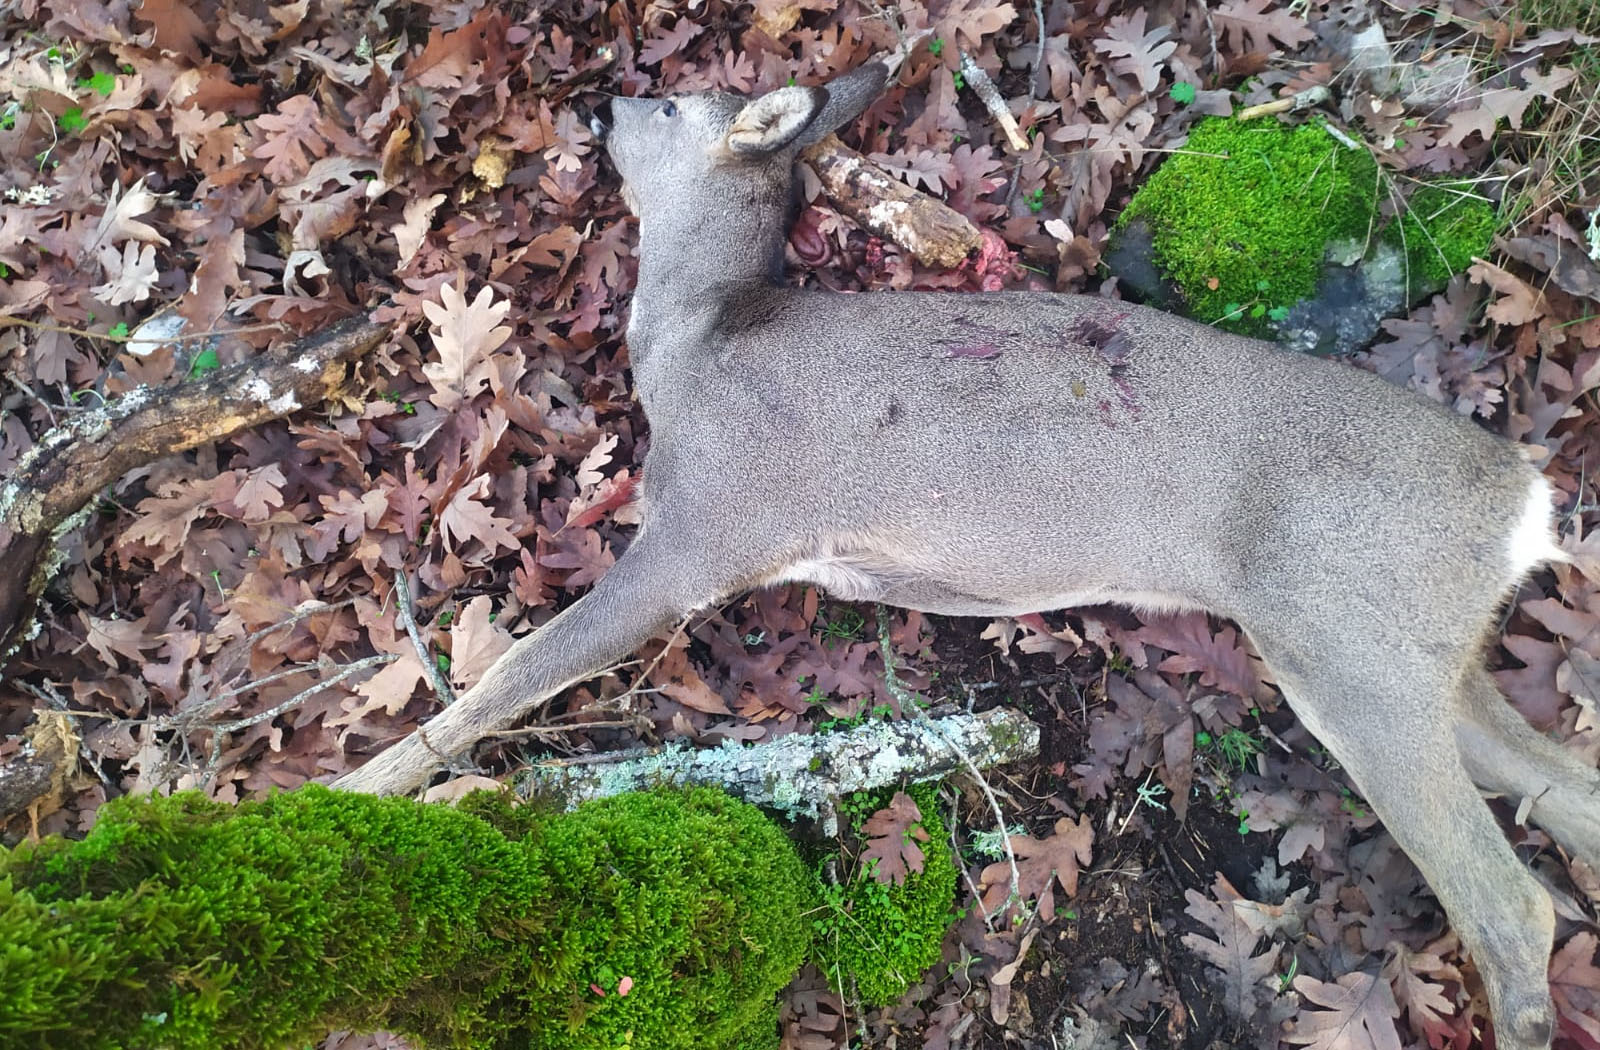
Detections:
[516, 707, 1040, 836]
[959, 50, 1030, 152]
[1235, 84, 1333, 122]
[802, 134, 983, 268]
[0, 314, 392, 670]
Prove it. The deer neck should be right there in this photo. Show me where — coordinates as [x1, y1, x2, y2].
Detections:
[627, 180, 791, 355]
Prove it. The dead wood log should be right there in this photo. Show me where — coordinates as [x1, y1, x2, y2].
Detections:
[514, 707, 1040, 836]
[0, 315, 392, 670]
[802, 134, 983, 269]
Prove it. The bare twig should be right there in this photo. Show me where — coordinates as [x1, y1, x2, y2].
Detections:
[396, 572, 456, 706]
[1235, 84, 1333, 122]
[0, 313, 292, 344]
[517, 701, 1039, 832]
[0, 313, 392, 669]
[1030, 0, 1046, 98]
[959, 51, 1030, 152]
[202, 653, 397, 776]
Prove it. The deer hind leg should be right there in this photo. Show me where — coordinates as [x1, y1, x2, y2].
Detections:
[1253, 641, 1556, 1050]
[334, 525, 756, 798]
[1455, 664, 1600, 872]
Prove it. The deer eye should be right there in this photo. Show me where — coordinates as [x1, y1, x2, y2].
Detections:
[661, 100, 677, 117]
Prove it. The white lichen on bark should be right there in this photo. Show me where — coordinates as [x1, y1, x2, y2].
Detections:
[516, 707, 1039, 834]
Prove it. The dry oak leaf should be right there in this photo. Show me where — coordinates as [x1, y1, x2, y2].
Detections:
[639, 19, 705, 66]
[88, 177, 170, 254]
[448, 596, 515, 691]
[118, 478, 217, 567]
[134, 0, 210, 60]
[92, 241, 160, 305]
[1094, 10, 1178, 93]
[1213, 0, 1315, 55]
[343, 651, 430, 725]
[860, 790, 930, 886]
[438, 476, 520, 556]
[251, 95, 329, 183]
[646, 642, 731, 715]
[1468, 259, 1548, 326]
[1182, 874, 1283, 1022]
[978, 812, 1093, 920]
[1382, 943, 1462, 1046]
[543, 107, 594, 173]
[422, 282, 513, 410]
[933, 0, 1019, 49]
[394, 193, 447, 265]
[1134, 610, 1270, 700]
[1550, 932, 1600, 1043]
[1286, 971, 1403, 1050]
[233, 464, 287, 522]
[1437, 87, 1536, 148]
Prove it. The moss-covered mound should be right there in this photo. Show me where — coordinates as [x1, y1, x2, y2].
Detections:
[1117, 117, 1381, 334]
[0, 785, 817, 1050]
[1114, 117, 1498, 337]
[811, 783, 960, 1006]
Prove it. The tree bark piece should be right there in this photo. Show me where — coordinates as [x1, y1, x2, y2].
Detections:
[0, 711, 78, 831]
[802, 134, 983, 269]
[0, 315, 392, 670]
[516, 707, 1039, 835]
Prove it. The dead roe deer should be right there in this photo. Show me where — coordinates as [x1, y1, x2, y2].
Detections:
[336, 60, 1600, 1050]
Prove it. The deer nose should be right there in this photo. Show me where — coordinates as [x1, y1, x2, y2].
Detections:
[589, 99, 612, 141]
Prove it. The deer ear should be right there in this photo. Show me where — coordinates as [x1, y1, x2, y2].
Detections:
[727, 86, 828, 156]
[794, 61, 889, 148]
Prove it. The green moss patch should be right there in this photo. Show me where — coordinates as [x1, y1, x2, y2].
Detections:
[811, 783, 960, 1006]
[1115, 118, 1502, 340]
[1117, 117, 1381, 334]
[0, 785, 817, 1050]
[1388, 180, 1498, 291]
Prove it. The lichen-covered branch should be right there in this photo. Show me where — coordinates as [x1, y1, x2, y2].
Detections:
[516, 708, 1039, 834]
[0, 315, 392, 670]
[802, 135, 983, 268]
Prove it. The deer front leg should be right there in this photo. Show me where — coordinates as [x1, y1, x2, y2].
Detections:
[334, 526, 743, 797]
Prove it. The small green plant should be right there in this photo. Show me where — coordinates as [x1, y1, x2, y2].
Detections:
[969, 824, 1026, 860]
[1168, 82, 1196, 106]
[812, 783, 960, 1007]
[952, 69, 966, 92]
[1210, 726, 1265, 771]
[1277, 952, 1300, 992]
[1024, 186, 1046, 213]
[57, 107, 87, 133]
[1133, 774, 1168, 811]
[76, 71, 115, 97]
[188, 347, 221, 378]
[815, 700, 892, 733]
[928, 37, 944, 58]
[816, 605, 865, 647]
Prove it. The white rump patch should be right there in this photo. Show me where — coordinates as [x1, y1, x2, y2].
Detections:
[1507, 475, 1567, 580]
